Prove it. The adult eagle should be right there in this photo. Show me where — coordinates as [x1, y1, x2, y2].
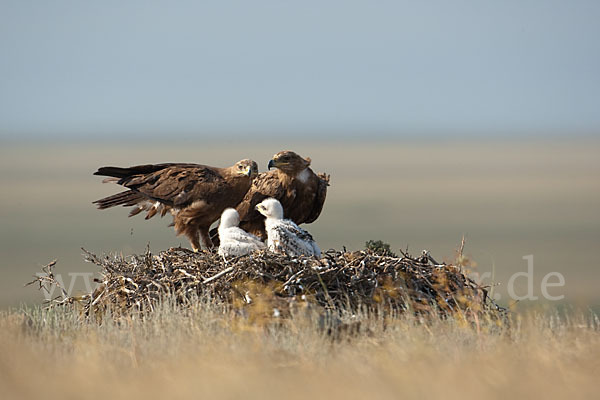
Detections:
[211, 150, 329, 242]
[93, 159, 258, 251]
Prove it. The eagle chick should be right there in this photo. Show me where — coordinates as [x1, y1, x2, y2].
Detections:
[255, 198, 321, 258]
[217, 208, 265, 258]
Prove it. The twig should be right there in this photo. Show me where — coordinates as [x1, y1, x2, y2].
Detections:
[202, 266, 234, 284]
[458, 235, 466, 258]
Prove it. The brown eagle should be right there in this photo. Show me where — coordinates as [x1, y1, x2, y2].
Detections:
[211, 150, 329, 243]
[93, 159, 258, 251]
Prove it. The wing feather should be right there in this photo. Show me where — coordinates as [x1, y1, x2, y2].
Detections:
[218, 227, 265, 257]
[279, 220, 315, 242]
[304, 173, 330, 224]
[237, 171, 286, 222]
[224, 227, 265, 246]
[122, 166, 224, 207]
[266, 220, 319, 257]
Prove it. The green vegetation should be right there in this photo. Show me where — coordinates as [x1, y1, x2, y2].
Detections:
[365, 239, 397, 257]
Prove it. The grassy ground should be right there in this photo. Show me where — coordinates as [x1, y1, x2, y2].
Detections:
[1, 301, 598, 400]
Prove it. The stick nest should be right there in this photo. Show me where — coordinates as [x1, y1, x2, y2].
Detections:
[30, 246, 506, 319]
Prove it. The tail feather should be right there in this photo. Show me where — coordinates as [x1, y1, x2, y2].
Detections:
[145, 206, 159, 220]
[127, 200, 168, 220]
[128, 206, 144, 217]
[93, 190, 144, 210]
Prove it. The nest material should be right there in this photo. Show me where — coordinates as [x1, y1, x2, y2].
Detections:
[31, 246, 506, 319]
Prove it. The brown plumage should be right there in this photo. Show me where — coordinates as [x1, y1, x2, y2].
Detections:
[93, 160, 258, 251]
[211, 150, 329, 243]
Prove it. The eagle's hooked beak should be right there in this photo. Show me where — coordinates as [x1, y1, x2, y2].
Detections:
[267, 159, 275, 170]
[245, 165, 252, 176]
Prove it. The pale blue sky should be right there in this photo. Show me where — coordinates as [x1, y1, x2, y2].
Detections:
[1, 0, 599, 139]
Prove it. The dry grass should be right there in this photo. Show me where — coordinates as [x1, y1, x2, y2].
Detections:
[1, 297, 598, 400]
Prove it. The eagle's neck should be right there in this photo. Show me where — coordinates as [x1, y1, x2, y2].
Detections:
[264, 216, 282, 230]
[296, 168, 310, 183]
[275, 169, 294, 185]
[221, 167, 249, 183]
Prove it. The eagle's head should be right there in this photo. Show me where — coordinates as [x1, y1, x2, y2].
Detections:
[267, 151, 311, 174]
[233, 159, 259, 177]
[219, 208, 240, 230]
[255, 198, 284, 220]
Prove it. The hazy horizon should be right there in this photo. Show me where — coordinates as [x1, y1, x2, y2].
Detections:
[2, 130, 599, 144]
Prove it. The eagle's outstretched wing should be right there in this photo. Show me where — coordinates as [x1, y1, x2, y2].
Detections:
[94, 160, 257, 251]
[93, 164, 227, 220]
[117, 166, 226, 207]
[94, 163, 200, 181]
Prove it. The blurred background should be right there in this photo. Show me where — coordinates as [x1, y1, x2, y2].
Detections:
[1, 1, 598, 308]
